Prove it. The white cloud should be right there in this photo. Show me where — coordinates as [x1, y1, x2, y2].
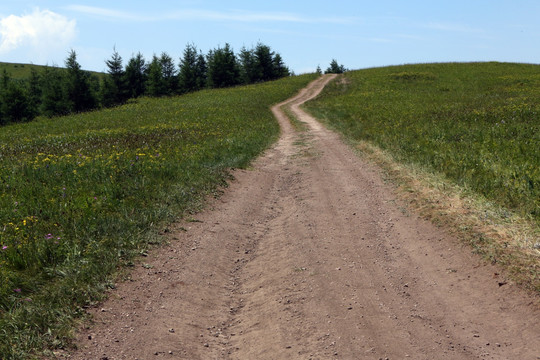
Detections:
[166, 9, 353, 24]
[65, 5, 354, 24]
[0, 8, 77, 56]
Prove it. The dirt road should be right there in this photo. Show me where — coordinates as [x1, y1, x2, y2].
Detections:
[70, 75, 539, 359]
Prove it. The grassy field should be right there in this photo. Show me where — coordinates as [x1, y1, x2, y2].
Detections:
[306, 62, 539, 221]
[0, 62, 40, 79]
[305, 62, 539, 290]
[0, 73, 317, 359]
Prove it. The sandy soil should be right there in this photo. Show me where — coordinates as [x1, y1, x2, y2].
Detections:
[67, 75, 539, 359]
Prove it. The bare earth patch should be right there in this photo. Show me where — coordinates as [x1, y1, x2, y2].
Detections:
[66, 75, 539, 359]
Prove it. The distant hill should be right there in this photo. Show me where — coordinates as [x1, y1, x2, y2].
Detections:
[0, 61, 105, 79]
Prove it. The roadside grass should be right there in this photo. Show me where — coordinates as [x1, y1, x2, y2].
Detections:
[0, 73, 317, 359]
[304, 62, 539, 292]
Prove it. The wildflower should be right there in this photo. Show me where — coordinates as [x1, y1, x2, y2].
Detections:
[45, 234, 53, 240]
[2, 245, 7, 250]
[14, 288, 21, 293]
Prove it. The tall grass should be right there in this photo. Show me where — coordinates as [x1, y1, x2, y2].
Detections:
[305, 62, 540, 222]
[0, 73, 317, 358]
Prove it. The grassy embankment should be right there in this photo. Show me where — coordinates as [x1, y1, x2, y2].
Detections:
[305, 62, 539, 292]
[0, 73, 317, 359]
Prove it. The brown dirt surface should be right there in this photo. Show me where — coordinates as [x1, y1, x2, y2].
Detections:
[66, 75, 540, 360]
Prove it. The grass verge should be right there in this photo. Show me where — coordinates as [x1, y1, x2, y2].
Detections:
[0, 73, 317, 359]
[304, 63, 539, 293]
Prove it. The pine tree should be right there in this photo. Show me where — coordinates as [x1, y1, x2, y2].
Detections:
[325, 59, 346, 74]
[254, 43, 275, 82]
[103, 48, 128, 106]
[238, 46, 258, 84]
[40, 66, 71, 117]
[195, 52, 208, 90]
[207, 43, 240, 88]
[65, 50, 97, 112]
[146, 55, 165, 97]
[0, 71, 8, 125]
[27, 68, 42, 117]
[272, 53, 290, 79]
[160, 52, 177, 95]
[178, 44, 199, 93]
[1, 81, 32, 123]
[125, 52, 147, 98]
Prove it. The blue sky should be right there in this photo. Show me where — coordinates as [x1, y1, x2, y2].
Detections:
[0, 1, 539, 73]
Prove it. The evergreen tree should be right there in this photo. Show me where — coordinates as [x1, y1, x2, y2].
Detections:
[1, 81, 32, 123]
[178, 44, 199, 93]
[238, 43, 288, 84]
[272, 53, 290, 79]
[0, 70, 9, 90]
[0, 71, 7, 125]
[238, 46, 258, 84]
[207, 43, 240, 88]
[103, 48, 128, 106]
[65, 50, 97, 112]
[254, 43, 275, 82]
[195, 52, 208, 90]
[146, 55, 165, 97]
[125, 52, 147, 98]
[160, 52, 177, 95]
[325, 59, 346, 74]
[40, 66, 71, 117]
[27, 68, 42, 117]
[0, 70, 39, 124]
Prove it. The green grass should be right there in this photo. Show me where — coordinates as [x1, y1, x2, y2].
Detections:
[0, 73, 317, 359]
[0, 62, 39, 79]
[305, 62, 540, 222]
[305, 63, 540, 292]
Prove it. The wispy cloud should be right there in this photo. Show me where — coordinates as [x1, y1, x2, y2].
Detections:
[65, 5, 354, 24]
[0, 8, 76, 55]
[424, 22, 483, 34]
[65, 5, 149, 21]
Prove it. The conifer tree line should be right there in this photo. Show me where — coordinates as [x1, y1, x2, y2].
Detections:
[0, 42, 290, 126]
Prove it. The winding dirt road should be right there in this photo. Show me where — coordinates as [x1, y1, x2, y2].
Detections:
[69, 75, 539, 359]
